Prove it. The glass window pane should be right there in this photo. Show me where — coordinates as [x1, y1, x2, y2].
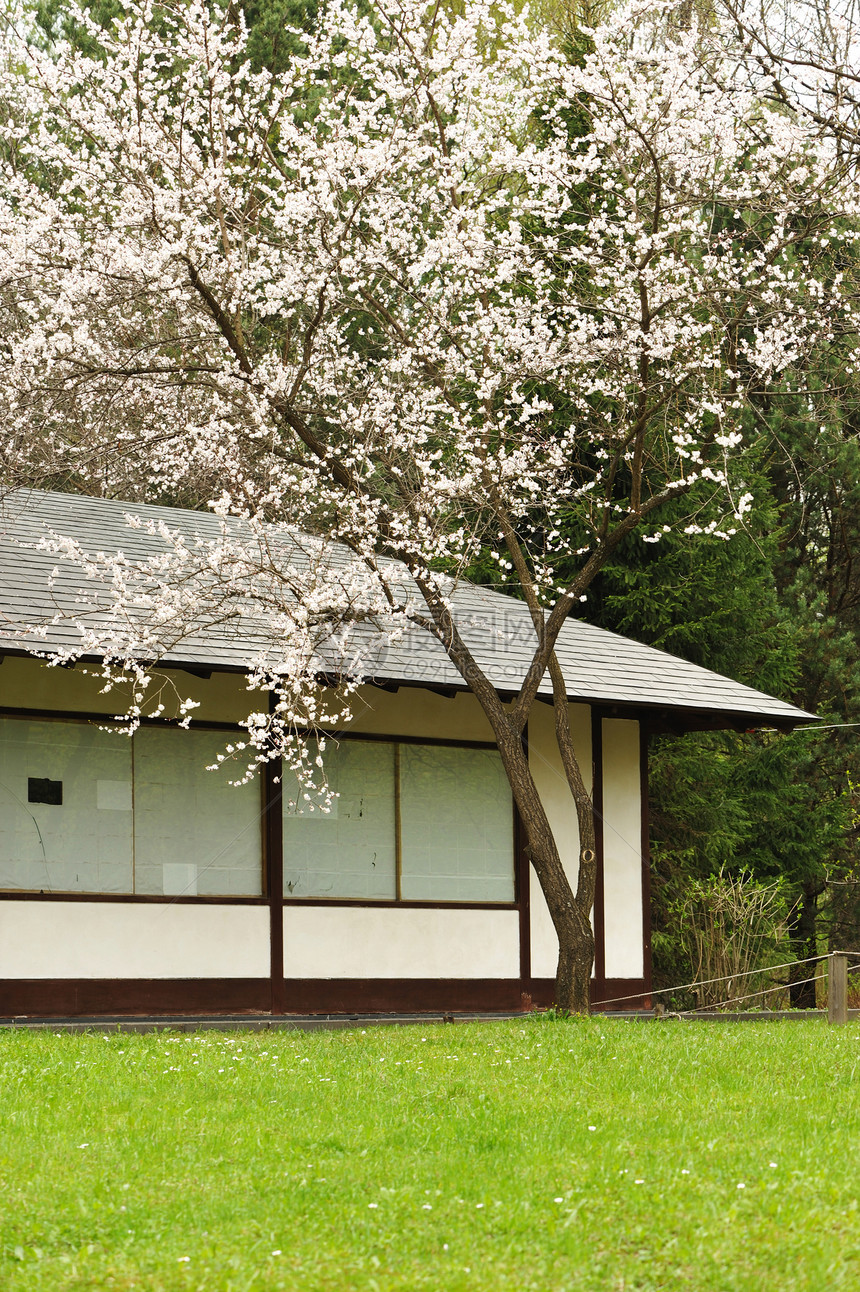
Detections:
[133, 728, 263, 896]
[283, 739, 396, 899]
[400, 744, 514, 902]
[0, 717, 133, 893]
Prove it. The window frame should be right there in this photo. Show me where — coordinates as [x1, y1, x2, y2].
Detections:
[0, 709, 524, 912]
[281, 730, 520, 910]
[0, 708, 267, 904]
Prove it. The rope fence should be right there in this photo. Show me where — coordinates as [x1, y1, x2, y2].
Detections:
[674, 971, 828, 1016]
[594, 951, 860, 1021]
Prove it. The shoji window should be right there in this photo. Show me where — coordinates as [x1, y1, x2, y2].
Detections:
[282, 738, 515, 904]
[399, 744, 515, 902]
[0, 718, 263, 897]
[0, 717, 133, 894]
[282, 739, 397, 899]
[0, 718, 515, 904]
[133, 727, 262, 896]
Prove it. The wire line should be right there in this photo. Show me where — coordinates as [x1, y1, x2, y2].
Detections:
[675, 971, 828, 1015]
[595, 952, 824, 1009]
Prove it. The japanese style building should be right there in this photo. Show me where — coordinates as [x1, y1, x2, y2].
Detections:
[0, 490, 815, 1018]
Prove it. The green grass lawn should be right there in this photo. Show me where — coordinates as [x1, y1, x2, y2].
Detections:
[1, 1017, 859, 1291]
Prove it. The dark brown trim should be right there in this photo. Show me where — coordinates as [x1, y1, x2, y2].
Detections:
[265, 751, 286, 1014]
[0, 979, 271, 1017]
[282, 898, 518, 911]
[640, 724, 653, 1005]
[0, 892, 516, 911]
[0, 892, 267, 904]
[0, 975, 652, 1018]
[592, 710, 605, 990]
[0, 705, 247, 732]
[594, 977, 650, 1011]
[281, 977, 651, 1014]
[316, 730, 501, 750]
[529, 692, 811, 732]
[282, 978, 525, 1013]
[527, 977, 649, 1011]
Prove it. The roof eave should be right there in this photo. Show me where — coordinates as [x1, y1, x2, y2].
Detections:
[0, 645, 818, 731]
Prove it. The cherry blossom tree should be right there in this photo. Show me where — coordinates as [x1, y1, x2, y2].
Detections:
[717, 0, 860, 148]
[0, 0, 857, 1009]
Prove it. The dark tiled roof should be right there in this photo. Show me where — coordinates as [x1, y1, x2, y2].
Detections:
[0, 488, 815, 728]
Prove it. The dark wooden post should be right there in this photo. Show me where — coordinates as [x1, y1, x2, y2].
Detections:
[266, 692, 286, 1016]
[828, 953, 848, 1025]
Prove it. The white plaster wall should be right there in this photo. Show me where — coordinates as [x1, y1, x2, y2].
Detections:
[349, 686, 498, 742]
[283, 906, 520, 979]
[3, 665, 498, 740]
[0, 902, 270, 978]
[601, 718, 644, 979]
[527, 702, 592, 979]
[0, 656, 263, 724]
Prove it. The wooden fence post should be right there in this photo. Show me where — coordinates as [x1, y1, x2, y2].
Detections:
[828, 953, 848, 1025]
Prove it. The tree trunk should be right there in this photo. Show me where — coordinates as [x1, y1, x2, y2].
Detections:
[491, 718, 595, 1013]
[522, 832, 595, 1014]
[554, 902, 596, 1013]
[408, 588, 597, 1013]
[548, 652, 598, 1012]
